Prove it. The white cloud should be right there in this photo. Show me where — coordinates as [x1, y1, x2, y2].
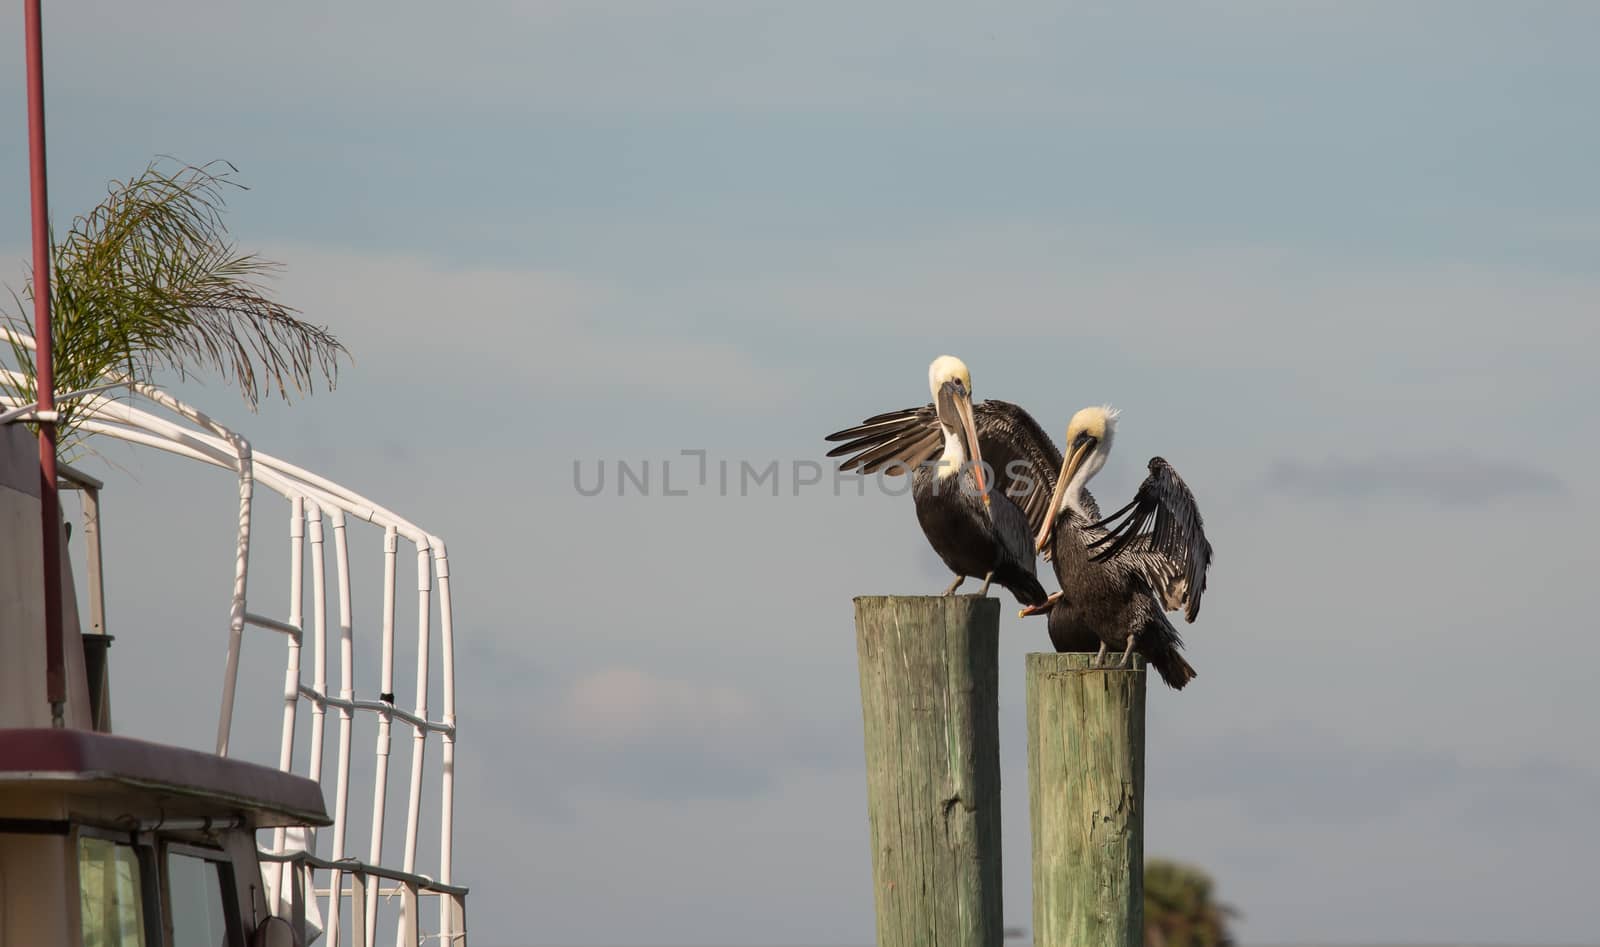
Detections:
[557, 666, 761, 746]
[258, 244, 793, 405]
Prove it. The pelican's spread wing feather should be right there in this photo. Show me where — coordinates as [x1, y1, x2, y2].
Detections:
[826, 399, 1065, 543]
[825, 405, 940, 474]
[1086, 456, 1213, 622]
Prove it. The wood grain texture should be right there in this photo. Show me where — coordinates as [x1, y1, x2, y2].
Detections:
[854, 595, 1003, 947]
[1026, 651, 1145, 947]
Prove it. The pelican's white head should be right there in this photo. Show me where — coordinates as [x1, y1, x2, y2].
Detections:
[1035, 405, 1121, 551]
[925, 355, 987, 502]
[927, 355, 972, 402]
[1065, 404, 1120, 453]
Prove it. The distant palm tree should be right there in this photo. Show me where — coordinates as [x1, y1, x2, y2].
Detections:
[3, 158, 346, 452]
[1144, 857, 1237, 947]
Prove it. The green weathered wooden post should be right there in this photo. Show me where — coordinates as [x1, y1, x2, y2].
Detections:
[1026, 651, 1146, 947]
[854, 595, 1004, 947]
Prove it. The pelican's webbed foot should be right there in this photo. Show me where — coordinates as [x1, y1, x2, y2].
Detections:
[943, 575, 965, 596]
[1091, 642, 1109, 667]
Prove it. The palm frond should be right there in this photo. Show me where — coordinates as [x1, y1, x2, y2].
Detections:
[2, 158, 348, 452]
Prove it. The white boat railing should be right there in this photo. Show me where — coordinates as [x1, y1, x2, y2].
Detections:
[2, 330, 464, 947]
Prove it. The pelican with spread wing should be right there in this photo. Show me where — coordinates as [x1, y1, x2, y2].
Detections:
[1024, 405, 1214, 689]
[824, 355, 1051, 606]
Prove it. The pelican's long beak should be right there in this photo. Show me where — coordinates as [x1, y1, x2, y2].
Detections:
[1035, 438, 1094, 552]
[954, 390, 989, 506]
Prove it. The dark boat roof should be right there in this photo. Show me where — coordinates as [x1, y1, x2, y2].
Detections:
[0, 728, 329, 829]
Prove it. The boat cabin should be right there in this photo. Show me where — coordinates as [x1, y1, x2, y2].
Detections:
[0, 728, 328, 947]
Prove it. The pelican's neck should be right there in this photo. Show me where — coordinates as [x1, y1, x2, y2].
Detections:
[936, 424, 965, 479]
[1062, 443, 1108, 519]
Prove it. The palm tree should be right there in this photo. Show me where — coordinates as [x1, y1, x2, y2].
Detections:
[3, 158, 346, 452]
[1144, 857, 1238, 947]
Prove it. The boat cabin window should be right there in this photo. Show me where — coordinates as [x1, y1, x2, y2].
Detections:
[77, 836, 150, 947]
[164, 847, 233, 947]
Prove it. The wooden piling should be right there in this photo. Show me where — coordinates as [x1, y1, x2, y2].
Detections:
[1026, 651, 1146, 947]
[854, 595, 1003, 947]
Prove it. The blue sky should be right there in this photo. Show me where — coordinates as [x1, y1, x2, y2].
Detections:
[4, 2, 1599, 944]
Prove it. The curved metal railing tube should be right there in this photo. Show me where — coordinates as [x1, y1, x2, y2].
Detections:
[214, 428, 254, 757]
[72, 418, 237, 470]
[326, 507, 357, 947]
[0, 379, 130, 425]
[396, 540, 433, 946]
[272, 496, 307, 905]
[437, 542, 457, 939]
[55, 392, 241, 468]
[368, 522, 399, 947]
[307, 503, 330, 797]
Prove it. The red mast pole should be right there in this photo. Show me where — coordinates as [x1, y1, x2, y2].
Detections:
[24, 0, 65, 727]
